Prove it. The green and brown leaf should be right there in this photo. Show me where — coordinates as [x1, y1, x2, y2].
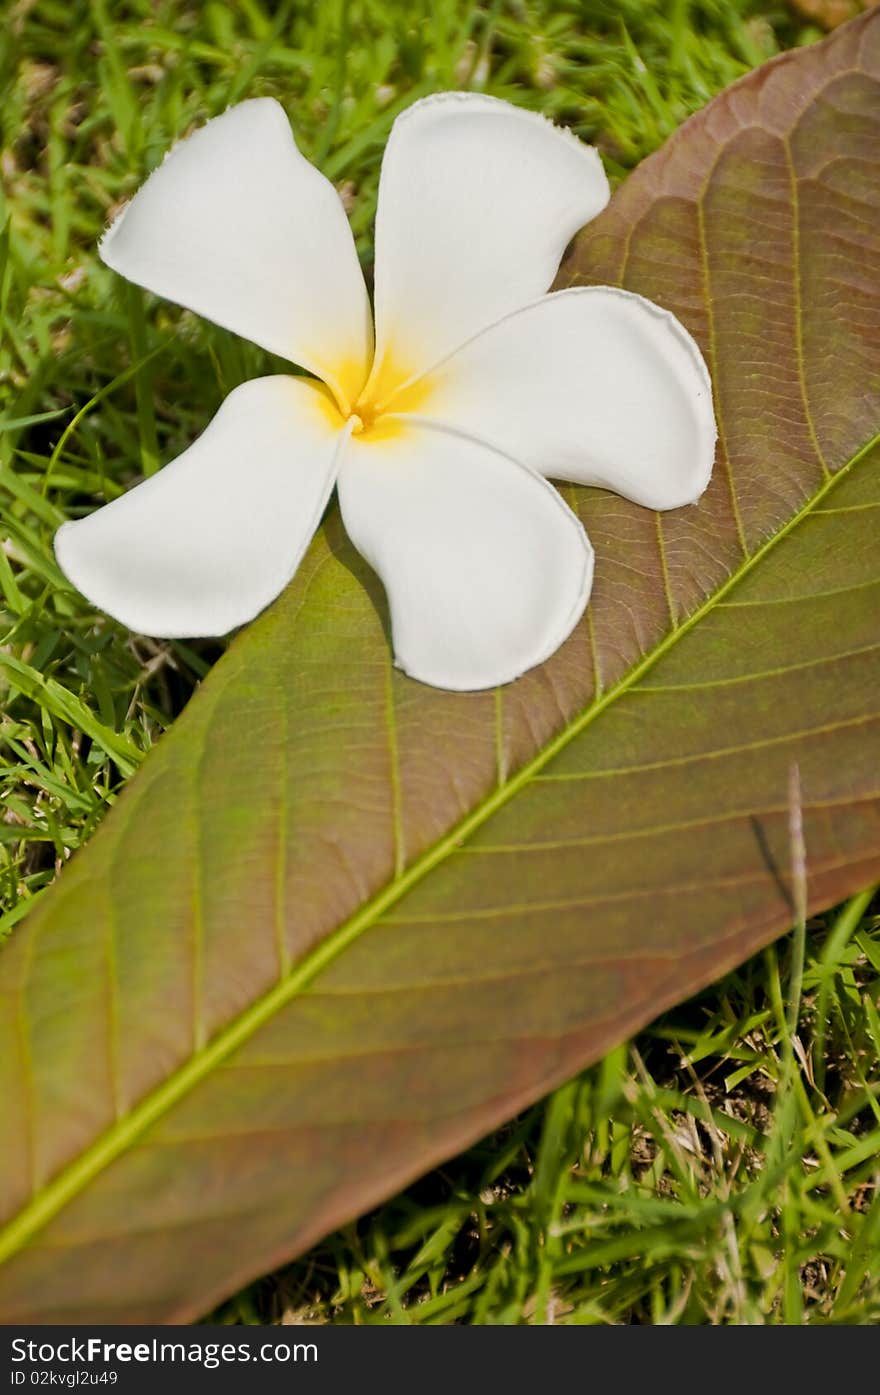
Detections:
[1, 10, 879, 1324]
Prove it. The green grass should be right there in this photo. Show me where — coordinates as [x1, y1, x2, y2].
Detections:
[2, 0, 877, 1324]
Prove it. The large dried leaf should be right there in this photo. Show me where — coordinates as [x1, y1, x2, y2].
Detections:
[789, 0, 876, 33]
[1, 13, 879, 1323]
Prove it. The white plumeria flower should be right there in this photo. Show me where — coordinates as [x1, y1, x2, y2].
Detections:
[55, 95, 716, 692]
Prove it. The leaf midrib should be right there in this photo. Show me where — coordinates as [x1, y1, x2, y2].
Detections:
[1, 428, 878, 1267]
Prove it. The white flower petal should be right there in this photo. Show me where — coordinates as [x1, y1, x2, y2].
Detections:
[101, 100, 372, 408]
[412, 287, 717, 510]
[337, 421, 593, 691]
[55, 377, 345, 638]
[366, 94, 609, 392]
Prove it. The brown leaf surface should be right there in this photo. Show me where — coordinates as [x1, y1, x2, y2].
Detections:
[0, 13, 878, 1322]
[789, 0, 876, 33]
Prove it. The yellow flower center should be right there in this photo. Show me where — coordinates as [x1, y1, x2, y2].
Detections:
[349, 401, 379, 435]
[318, 352, 436, 445]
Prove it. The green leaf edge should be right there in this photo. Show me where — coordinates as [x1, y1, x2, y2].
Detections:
[2, 426, 878, 1269]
